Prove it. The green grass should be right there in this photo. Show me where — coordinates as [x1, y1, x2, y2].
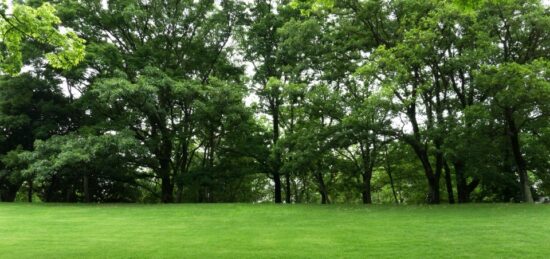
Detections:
[1, 204, 549, 258]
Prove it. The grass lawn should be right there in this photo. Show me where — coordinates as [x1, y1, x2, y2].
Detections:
[1, 203, 549, 258]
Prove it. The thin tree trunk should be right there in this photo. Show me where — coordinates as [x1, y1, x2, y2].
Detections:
[303, 175, 309, 203]
[27, 179, 33, 203]
[273, 173, 282, 203]
[272, 101, 282, 203]
[293, 178, 301, 203]
[385, 150, 399, 204]
[359, 141, 374, 204]
[285, 173, 291, 203]
[83, 175, 90, 203]
[433, 146, 445, 204]
[444, 161, 455, 204]
[454, 161, 468, 203]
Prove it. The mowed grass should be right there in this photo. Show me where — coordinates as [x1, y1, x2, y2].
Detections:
[1, 204, 550, 258]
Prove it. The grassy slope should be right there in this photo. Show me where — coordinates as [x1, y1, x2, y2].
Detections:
[1, 204, 549, 258]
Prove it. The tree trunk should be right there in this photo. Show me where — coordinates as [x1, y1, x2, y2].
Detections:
[316, 172, 329, 204]
[432, 147, 444, 205]
[405, 82, 440, 204]
[272, 101, 282, 204]
[285, 173, 291, 203]
[305, 182, 310, 202]
[427, 176, 440, 204]
[160, 158, 174, 203]
[27, 179, 33, 203]
[359, 140, 375, 204]
[444, 161, 455, 204]
[361, 171, 372, 204]
[416, 149, 440, 204]
[161, 176, 174, 203]
[83, 175, 90, 203]
[407, 137, 440, 204]
[454, 161, 467, 203]
[385, 152, 399, 204]
[303, 175, 309, 203]
[273, 173, 282, 203]
[506, 110, 533, 203]
[467, 178, 480, 200]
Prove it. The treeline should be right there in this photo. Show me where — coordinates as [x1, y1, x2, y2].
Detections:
[0, 0, 548, 204]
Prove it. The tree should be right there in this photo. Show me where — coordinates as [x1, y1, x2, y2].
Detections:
[56, 0, 249, 203]
[240, 0, 304, 203]
[1, 0, 549, 204]
[19, 132, 146, 202]
[476, 61, 550, 203]
[0, 74, 75, 201]
[0, 2, 85, 74]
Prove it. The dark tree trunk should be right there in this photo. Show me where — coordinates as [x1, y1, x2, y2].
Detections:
[293, 178, 301, 203]
[427, 176, 440, 204]
[161, 176, 174, 203]
[315, 172, 329, 204]
[273, 173, 282, 203]
[506, 111, 533, 203]
[272, 102, 282, 204]
[454, 161, 469, 203]
[361, 171, 372, 204]
[385, 151, 399, 204]
[160, 157, 174, 203]
[405, 75, 440, 204]
[83, 175, 90, 203]
[405, 136, 440, 204]
[175, 136, 191, 203]
[359, 140, 375, 204]
[285, 173, 291, 203]
[432, 150, 444, 205]
[444, 161, 455, 204]
[305, 180, 310, 202]
[27, 179, 33, 203]
[320, 191, 329, 204]
[413, 146, 440, 204]
[467, 178, 480, 200]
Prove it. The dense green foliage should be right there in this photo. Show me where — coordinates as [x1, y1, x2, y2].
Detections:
[0, 0, 549, 204]
[0, 2, 85, 74]
[1, 203, 550, 258]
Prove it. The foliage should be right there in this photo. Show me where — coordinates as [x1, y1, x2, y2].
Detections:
[0, 0, 548, 204]
[0, 2, 85, 74]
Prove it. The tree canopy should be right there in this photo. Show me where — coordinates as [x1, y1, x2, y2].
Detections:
[0, 0, 548, 204]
